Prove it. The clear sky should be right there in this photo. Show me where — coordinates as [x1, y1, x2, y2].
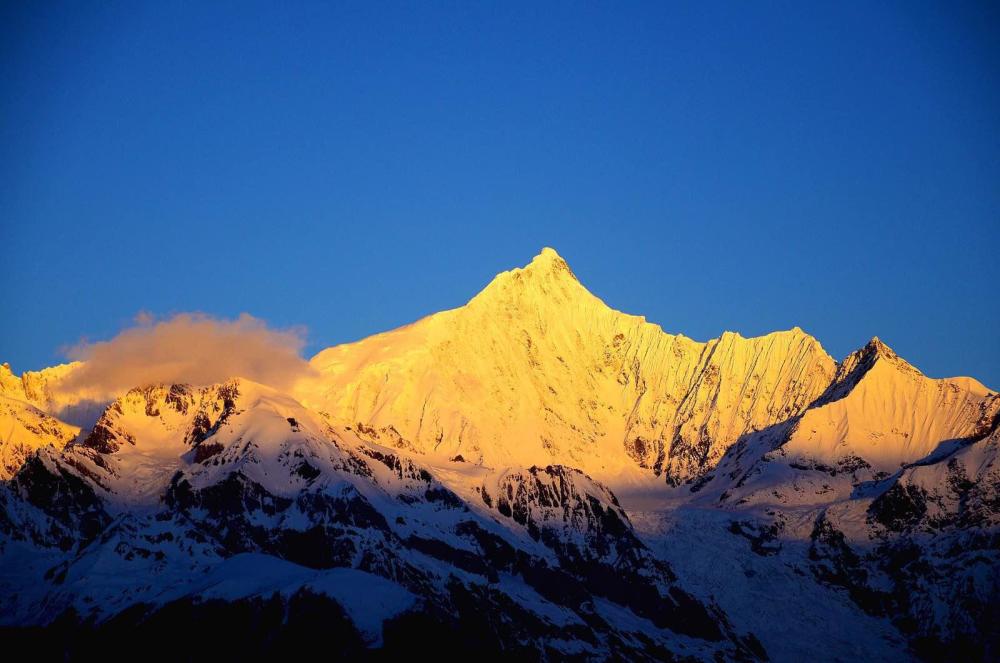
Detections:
[2, 1, 998, 388]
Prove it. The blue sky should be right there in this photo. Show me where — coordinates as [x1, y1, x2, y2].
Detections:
[2, 1, 998, 387]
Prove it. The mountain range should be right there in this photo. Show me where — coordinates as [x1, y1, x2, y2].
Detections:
[1, 248, 996, 661]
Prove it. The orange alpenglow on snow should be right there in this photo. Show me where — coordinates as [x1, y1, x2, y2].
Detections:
[0, 248, 997, 660]
[305, 248, 996, 486]
[1, 248, 995, 487]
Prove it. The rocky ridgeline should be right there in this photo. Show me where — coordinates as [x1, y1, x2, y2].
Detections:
[0, 378, 761, 660]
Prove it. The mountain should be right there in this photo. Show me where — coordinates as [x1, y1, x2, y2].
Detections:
[0, 379, 760, 660]
[1, 248, 996, 660]
[309, 248, 838, 486]
[665, 336, 1000, 659]
[697, 336, 999, 508]
[0, 361, 81, 409]
[678, 405, 1000, 661]
[0, 361, 103, 432]
[0, 364, 80, 480]
[0, 395, 78, 480]
[784, 338, 997, 475]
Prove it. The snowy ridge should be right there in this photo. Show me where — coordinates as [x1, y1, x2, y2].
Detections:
[0, 378, 761, 660]
[1, 248, 997, 659]
[0, 394, 79, 480]
[0, 357, 83, 479]
[670, 344, 1000, 659]
[309, 248, 839, 485]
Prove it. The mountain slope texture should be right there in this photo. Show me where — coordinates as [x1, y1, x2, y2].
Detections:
[1, 248, 996, 661]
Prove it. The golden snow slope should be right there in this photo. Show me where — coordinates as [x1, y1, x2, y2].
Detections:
[0, 394, 79, 479]
[0, 361, 83, 410]
[0, 362, 85, 478]
[784, 339, 999, 473]
[308, 248, 838, 483]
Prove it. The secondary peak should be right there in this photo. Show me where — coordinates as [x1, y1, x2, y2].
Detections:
[862, 336, 897, 360]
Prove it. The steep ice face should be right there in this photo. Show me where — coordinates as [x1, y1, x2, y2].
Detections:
[308, 248, 839, 486]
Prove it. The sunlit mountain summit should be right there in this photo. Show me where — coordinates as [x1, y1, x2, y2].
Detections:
[307, 248, 995, 487]
[1, 249, 997, 660]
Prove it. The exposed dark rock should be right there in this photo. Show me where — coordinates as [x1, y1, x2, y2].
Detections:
[869, 483, 929, 532]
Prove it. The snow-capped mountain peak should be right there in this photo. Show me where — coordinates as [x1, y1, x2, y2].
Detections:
[1, 248, 996, 658]
[465, 246, 595, 314]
